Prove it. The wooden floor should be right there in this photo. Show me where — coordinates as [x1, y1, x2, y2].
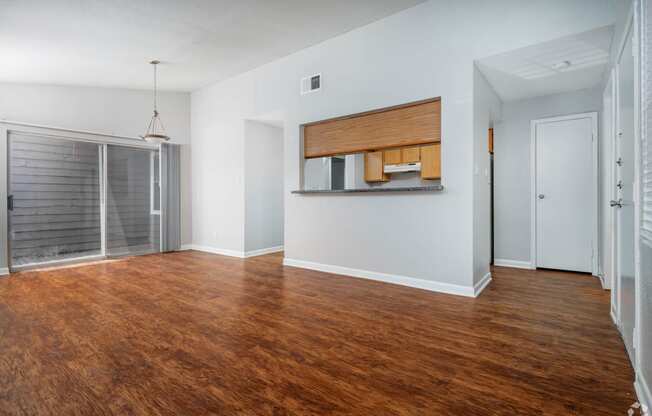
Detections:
[0, 251, 636, 415]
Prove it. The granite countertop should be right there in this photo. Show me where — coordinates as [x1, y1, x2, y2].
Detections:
[291, 185, 444, 194]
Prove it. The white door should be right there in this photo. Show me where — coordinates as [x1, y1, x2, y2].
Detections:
[535, 115, 595, 273]
[615, 28, 636, 361]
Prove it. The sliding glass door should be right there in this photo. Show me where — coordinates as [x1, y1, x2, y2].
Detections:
[8, 133, 102, 266]
[7, 134, 160, 269]
[105, 145, 160, 256]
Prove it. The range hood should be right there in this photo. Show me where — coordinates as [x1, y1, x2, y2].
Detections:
[384, 162, 421, 174]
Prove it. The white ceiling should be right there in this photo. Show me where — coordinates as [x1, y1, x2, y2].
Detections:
[476, 26, 614, 102]
[0, 0, 425, 92]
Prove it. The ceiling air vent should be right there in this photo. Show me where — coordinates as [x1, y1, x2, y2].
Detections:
[300, 73, 321, 95]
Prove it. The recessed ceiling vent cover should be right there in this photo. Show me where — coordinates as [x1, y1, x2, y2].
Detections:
[300, 73, 321, 95]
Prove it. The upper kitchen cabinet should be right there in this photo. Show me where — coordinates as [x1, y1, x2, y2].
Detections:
[420, 143, 441, 179]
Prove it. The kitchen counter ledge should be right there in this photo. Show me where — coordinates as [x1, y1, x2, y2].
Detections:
[291, 185, 444, 194]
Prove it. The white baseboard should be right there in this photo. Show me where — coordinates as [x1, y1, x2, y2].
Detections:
[283, 257, 477, 297]
[611, 308, 622, 333]
[184, 244, 245, 258]
[0, 267, 9, 276]
[493, 258, 535, 269]
[244, 246, 284, 258]
[182, 244, 284, 259]
[179, 244, 193, 251]
[474, 272, 492, 297]
[635, 374, 651, 415]
[597, 273, 606, 289]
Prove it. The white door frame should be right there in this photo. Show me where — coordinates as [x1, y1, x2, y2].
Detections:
[530, 112, 599, 275]
[605, 68, 621, 326]
[602, 68, 616, 291]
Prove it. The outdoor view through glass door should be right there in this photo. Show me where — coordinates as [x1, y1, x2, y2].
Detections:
[106, 145, 160, 256]
[7, 133, 160, 269]
[8, 133, 102, 266]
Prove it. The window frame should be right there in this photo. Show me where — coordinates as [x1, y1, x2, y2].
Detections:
[150, 150, 161, 215]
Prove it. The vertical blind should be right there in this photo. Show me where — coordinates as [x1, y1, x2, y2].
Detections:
[644, 1, 652, 248]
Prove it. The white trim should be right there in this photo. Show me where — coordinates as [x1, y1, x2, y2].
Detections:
[530, 112, 599, 274]
[283, 257, 478, 297]
[184, 244, 285, 258]
[0, 121, 157, 150]
[493, 258, 535, 269]
[150, 150, 161, 215]
[100, 144, 107, 256]
[597, 273, 607, 289]
[0, 267, 9, 276]
[179, 244, 193, 251]
[602, 68, 617, 291]
[636, 373, 651, 414]
[244, 246, 284, 258]
[605, 68, 620, 314]
[184, 244, 245, 258]
[611, 308, 621, 330]
[474, 272, 492, 297]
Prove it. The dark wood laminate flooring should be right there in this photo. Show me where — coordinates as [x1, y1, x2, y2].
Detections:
[0, 251, 637, 415]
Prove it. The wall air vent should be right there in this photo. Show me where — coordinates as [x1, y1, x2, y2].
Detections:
[300, 73, 321, 95]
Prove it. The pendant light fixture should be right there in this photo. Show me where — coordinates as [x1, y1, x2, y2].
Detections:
[141, 60, 171, 144]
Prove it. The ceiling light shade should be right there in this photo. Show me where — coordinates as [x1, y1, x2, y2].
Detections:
[141, 60, 171, 144]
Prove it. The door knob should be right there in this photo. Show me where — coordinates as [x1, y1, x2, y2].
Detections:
[610, 199, 623, 208]
[538, 194, 545, 199]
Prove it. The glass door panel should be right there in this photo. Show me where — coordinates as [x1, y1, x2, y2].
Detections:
[106, 145, 160, 256]
[8, 133, 102, 266]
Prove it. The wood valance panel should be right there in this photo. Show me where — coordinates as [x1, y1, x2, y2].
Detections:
[303, 98, 441, 159]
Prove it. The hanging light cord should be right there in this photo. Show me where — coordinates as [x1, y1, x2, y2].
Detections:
[153, 62, 158, 115]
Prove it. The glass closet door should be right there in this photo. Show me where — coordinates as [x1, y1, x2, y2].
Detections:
[8, 133, 102, 266]
[105, 145, 160, 256]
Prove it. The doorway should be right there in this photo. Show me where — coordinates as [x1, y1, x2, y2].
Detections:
[531, 113, 598, 273]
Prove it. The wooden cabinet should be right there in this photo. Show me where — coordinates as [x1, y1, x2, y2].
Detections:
[384, 148, 402, 165]
[402, 146, 421, 163]
[420, 143, 441, 179]
[364, 151, 389, 182]
[383, 146, 420, 165]
[365, 143, 440, 182]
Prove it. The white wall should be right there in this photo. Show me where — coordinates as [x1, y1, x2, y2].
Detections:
[473, 67, 502, 284]
[493, 87, 602, 264]
[244, 121, 284, 253]
[191, 0, 616, 293]
[0, 82, 193, 252]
